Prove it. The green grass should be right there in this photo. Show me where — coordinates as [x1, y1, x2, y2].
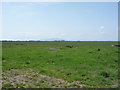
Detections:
[2, 41, 119, 88]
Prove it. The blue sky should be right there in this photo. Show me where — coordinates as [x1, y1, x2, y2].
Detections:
[1, 2, 118, 41]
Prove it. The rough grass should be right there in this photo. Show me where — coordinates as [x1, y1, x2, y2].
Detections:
[2, 41, 119, 88]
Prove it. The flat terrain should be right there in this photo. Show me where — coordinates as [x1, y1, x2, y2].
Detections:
[2, 41, 119, 88]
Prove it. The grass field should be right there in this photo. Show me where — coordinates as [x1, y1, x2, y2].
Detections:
[2, 41, 119, 88]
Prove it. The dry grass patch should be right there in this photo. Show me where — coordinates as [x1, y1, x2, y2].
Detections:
[2, 68, 85, 88]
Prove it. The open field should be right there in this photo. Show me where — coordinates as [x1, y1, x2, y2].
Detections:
[2, 41, 119, 88]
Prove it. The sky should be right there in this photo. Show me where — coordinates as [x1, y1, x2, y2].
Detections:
[1, 2, 118, 41]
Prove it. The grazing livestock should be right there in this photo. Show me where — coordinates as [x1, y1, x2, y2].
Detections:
[112, 45, 120, 47]
[65, 45, 73, 48]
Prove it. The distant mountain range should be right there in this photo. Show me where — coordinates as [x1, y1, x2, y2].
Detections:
[0, 38, 67, 41]
[42, 38, 66, 41]
[0, 38, 118, 41]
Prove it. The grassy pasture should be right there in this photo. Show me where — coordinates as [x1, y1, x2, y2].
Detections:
[2, 41, 119, 88]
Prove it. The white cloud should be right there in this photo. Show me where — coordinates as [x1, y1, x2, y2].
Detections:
[100, 26, 105, 30]
[99, 26, 105, 34]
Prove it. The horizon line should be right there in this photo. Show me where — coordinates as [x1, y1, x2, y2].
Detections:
[0, 40, 119, 42]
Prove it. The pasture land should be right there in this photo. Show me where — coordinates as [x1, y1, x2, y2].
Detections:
[2, 41, 119, 88]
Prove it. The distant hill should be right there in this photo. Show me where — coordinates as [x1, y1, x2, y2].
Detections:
[42, 38, 66, 41]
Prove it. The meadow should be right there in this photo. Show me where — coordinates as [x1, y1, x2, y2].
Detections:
[2, 41, 119, 88]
